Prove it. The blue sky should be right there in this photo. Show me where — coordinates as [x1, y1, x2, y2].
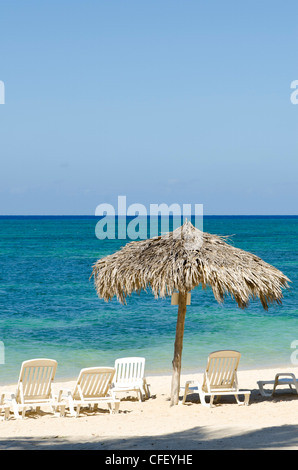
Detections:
[0, 0, 297, 215]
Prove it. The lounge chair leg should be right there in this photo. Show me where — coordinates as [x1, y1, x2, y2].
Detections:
[272, 383, 278, 396]
[182, 382, 190, 405]
[11, 396, 20, 419]
[67, 394, 77, 416]
[141, 386, 147, 401]
[3, 407, 10, 420]
[234, 392, 250, 405]
[235, 394, 242, 405]
[53, 404, 63, 417]
[235, 394, 241, 405]
[199, 393, 210, 407]
[144, 381, 151, 399]
[114, 402, 120, 413]
[257, 381, 273, 397]
[288, 384, 296, 393]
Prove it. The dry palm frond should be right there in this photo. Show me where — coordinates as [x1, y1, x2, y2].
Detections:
[91, 221, 290, 310]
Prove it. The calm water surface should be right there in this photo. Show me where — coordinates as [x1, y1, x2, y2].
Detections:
[0, 216, 297, 384]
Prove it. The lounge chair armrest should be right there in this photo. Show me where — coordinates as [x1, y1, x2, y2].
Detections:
[184, 380, 195, 387]
[0, 391, 12, 398]
[0, 392, 12, 404]
[274, 373, 298, 390]
[181, 380, 197, 390]
[56, 388, 72, 401]
[180, 380, 198, 405]
[275, 373, 296, 380]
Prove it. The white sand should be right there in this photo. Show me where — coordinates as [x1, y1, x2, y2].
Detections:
[0, 367, 298, 450]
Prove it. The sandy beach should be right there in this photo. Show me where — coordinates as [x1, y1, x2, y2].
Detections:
[0, 366, 297, 450]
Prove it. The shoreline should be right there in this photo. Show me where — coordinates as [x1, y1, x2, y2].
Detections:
[0, 365, 298, 450]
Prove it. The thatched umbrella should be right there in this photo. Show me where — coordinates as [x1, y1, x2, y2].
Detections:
[91, 220, 290, 405]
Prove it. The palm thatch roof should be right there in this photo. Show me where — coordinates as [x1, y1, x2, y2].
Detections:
[91, 220, 290, 310]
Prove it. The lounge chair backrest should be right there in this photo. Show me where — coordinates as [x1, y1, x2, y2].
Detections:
[202, 350, 241, 393]
[114, 357, 145, 386]
[72, 367, 115, 400]
[16, 358, 57, 403]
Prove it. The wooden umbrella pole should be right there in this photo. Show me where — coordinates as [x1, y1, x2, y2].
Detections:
[170, 291, 187, 406]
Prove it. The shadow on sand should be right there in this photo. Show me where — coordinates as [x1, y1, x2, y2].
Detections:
[1, 388, 298, 450]
[0, 423, 298, 450]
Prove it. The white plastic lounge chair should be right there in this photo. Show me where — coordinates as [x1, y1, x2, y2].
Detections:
[257, 373, 298, 397]
[10, 358, 66, 419]
[112, 357, 151, 402]
[181, 350, 251, 407]
[61, 367, 120, 417]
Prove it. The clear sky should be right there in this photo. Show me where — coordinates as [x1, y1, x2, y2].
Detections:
[0, 0, 297, 215]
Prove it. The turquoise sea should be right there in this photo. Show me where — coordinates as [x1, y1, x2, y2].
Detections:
[0, 216, 297, 384]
